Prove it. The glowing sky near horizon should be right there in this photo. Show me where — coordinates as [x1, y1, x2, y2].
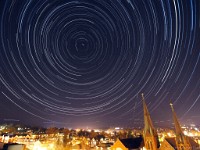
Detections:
[0, 0, 199, 128]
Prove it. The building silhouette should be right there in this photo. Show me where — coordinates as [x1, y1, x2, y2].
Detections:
[111, 94, 199, 150]
[142, 93, 160, 150]
[159, 103, 198, 150]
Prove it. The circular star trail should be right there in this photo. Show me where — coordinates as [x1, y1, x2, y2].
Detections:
[0, 0, 199, 127]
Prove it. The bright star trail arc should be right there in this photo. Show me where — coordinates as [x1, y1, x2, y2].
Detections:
[0, 0, 199, 128]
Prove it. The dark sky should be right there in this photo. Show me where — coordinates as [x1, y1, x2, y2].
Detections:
[0, 0, 199, 129]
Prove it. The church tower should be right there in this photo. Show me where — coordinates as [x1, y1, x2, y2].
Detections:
[142, 93, 159, 150]
[170, 103, 192, 150]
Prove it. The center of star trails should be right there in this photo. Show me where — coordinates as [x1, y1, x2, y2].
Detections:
[75, 38, 89, 52]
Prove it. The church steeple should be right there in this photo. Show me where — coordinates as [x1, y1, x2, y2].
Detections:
[142, 93, 154, 135]
[170, 102, 192, 150]
[142, 93, 159, 150]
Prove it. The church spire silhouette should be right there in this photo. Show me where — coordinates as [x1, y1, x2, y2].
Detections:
[170, 102, 192, 150]
[142, 93, 159, 150]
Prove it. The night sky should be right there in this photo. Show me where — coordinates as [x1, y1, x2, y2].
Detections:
[0, 0, 199, 129]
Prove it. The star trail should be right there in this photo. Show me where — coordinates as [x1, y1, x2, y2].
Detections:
[0, 0, 199, 128]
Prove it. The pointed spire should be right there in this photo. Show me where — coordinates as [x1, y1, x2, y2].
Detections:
[142, 93, 159, 150]
[141, 93, 154, 135]
[170, 102, 183, 136]
[170, 102, 192, 149]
